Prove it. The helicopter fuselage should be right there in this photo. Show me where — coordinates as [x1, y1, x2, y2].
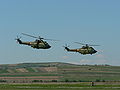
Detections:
[17, 39, 51, 49]
[29, 41, 51, 49]
[65, 46, 97, 55]
[79, 47, 97, 55]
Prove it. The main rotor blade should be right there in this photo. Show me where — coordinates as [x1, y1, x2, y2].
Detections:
[74, 42, 100, 46]
[88, 45, 100, 46]
[21, 33, 38, 38]
[22, 33, 59, 41]
[74, 42, 86, 45]
[44, 39, 60, 41]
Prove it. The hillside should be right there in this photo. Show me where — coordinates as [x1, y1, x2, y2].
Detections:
[0, 62, 76, 73]
[0, 62, 120, 83]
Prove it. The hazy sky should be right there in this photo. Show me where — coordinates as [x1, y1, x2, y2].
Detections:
[0, 0, 120, 65]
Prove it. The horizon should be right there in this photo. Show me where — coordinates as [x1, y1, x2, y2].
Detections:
[0, 61, 113, 66]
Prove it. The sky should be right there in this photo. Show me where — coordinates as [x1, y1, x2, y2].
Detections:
[0, 0, 120, 65]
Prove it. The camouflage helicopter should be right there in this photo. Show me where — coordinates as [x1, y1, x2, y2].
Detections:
[64, 42, 99, 55]
[15, 33, 58, 49]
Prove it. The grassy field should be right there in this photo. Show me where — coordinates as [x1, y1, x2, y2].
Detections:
[1, 62, 120, 89]
[1, 62, 120, 83]
[0, 83, 120, 90]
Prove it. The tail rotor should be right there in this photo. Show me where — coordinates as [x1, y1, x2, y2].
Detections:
[63, 44, 70, 51]
[15, 36, 22, 44]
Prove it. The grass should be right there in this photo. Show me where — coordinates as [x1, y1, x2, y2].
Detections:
[0, 73, 59, 77]
[0, 84, 120, 90]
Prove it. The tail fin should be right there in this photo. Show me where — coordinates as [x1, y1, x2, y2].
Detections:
[15, 36, 23, 44]
[65, 47, 70, 51]
[16, 38, 22, 44]
[63, 44, 70, 51]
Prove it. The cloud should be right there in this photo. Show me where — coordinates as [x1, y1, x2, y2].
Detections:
[80, 59, 108, 65]
[61, 54, 109, 65]
[95, 54, 105, 58]
[69, 59, 108, 65]
[79, 59, 92, 64]
[61, 56, 70, 59]
[67, 61, 80, 65]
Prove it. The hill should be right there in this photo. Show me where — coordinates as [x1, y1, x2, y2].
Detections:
[0, 62, 120, 83]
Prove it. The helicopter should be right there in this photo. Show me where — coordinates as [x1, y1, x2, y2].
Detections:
[15, 33, 58, 49]
[63, 42, 99, 55]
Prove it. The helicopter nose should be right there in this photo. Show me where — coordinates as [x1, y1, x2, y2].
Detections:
[94, 50, 97, 53]
[48, 45, 51, 48]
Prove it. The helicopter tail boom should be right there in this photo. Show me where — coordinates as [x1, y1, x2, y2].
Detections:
[16, 38, 31, 45]
[65, 47, 79, 52]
